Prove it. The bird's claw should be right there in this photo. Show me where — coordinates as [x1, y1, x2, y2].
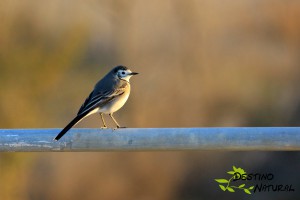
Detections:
[113, 126, 126, 130]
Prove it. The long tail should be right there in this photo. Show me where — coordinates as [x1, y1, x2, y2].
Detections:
[54, 113, 87, 141]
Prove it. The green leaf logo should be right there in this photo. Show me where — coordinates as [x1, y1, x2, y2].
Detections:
[219, 184, 226, 191]
[215, 166, 254, 195]
[215, 179, 229, 183]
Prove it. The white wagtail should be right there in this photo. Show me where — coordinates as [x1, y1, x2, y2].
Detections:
[54, 65, 138, 141]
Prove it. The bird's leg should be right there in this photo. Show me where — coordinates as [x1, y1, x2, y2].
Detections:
[109, 113, 125, 129]
[100, 113, 107, 129]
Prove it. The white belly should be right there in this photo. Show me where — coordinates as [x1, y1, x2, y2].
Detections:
[98, 90, 130, 114]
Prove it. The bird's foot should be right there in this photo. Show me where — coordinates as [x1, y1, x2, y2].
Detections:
[100, 126, 107, 129]
[113, 126, 126, 130]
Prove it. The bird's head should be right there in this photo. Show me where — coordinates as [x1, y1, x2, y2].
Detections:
[112, 65, 138, 82]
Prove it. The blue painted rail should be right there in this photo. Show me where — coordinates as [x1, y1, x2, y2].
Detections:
[0, 128, 299, 152]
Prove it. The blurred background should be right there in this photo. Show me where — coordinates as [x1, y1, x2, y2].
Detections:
[1, 0, 300, 199]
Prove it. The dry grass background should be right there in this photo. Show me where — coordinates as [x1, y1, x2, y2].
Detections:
[1, 1, 300, 199]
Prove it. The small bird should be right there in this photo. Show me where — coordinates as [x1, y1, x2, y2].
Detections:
[54, 65, 138, 141]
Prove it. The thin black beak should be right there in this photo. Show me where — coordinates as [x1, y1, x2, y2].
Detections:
[130, 72, 139, 75]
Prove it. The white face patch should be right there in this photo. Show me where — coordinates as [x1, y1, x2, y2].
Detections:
[118, 69, 133, 82]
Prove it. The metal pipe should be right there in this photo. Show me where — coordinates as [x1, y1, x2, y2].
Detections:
[0, 127, 299, 152]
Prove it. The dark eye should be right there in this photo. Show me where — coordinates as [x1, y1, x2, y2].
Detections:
[122, 71, 125, 75]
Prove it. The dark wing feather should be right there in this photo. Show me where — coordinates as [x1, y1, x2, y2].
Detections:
[77, 83, 127, 116]
[77, 90, 94, 115]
